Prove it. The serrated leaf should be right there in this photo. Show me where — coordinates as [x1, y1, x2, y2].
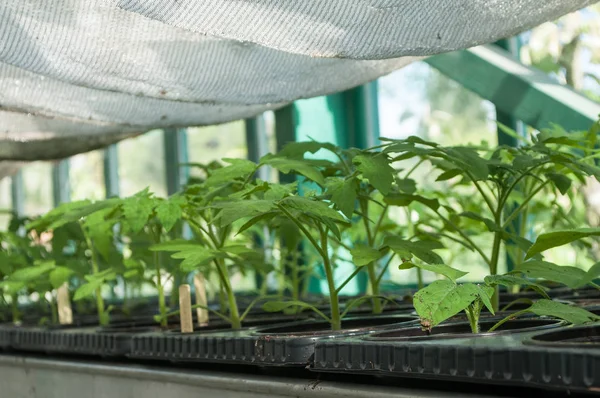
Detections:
[280, 196, 348, 223]
[49, 267, 74, 289]
[385, 237, 444, 265]
[526, 228, 600, 259]
[515, 261, 586, 289]
[526, 300, 600, 325]
[237, 212, 277, 235]
[413, 281, 480, 328]
[213, 200, 275, 226]
[261, 157, 325, 185]
[264, 182, 298, 201]
[325, 177, 358, 218]
[353, 154, 395, 195]
[384, 193, 440, 211]
[205, 158, 257, 186]
[446, 147, 489, 181]
[351, 245, 385, 267]
[399, 262, 467, 282]
[276, 141, 338, 158]
[546, 173, 571, 195]
[73, 279, 103, 301]
[122, 189, 155, 234]
[156, 195, 185, 232]
[484, 274, 550, 299]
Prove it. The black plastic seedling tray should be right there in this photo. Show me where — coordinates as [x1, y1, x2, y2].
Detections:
[310, 319, 600, 393]
[129, 315, 418, 367]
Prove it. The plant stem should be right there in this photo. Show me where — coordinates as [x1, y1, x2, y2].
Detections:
[153, 227, 168, 328]
[465, 306, 479, 333]
[501, 180, 550, 229]
[488, 309, 529, 332]
[320, 227, 341, 331]
[11, 293, 20, 324]
[214, 258, 242, 329]
[360, 199, 382, 314]
[82, 223, 108, 326]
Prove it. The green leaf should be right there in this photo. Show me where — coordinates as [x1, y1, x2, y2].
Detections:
[576, 262, 600, 289]
[73, 279, 103, 301]
[459, 212, 500, 232]
[526, 300, 600, 325]
[276, 141, 338, 158]
[213, 200, 275, 226]
[396, 178, 417, 194]
[446, 147, 489, 181]
[351, 245, 385, 267]
[436, 169, 462, 181]
[49, 267, 74, 289]
[155, 195, 185, 232]
[262, 300, 328, 320]
[261, 157, 325, 185]
[0, 281, 26, 294]
[172, 249, 217, 273]
[236, 212, 278, 235]
[384, 193, 440, 211]
[526, 228, 600, 259]
[10, 261, 55, 281]
[385, 237, 444, 264]
[399, 262, 467, 283]
[280, 196, 348, 223]
[325, 177, 358, 218]
[484, 274, 550, 299]
[150, 239, 203, 252]
[264, 182, 298, 201]
[546, 173, 571, 195]
[413, 280, 481, 329]
[515, 261, 586, 289]
[205, 158, 257, 186]
[476, 285, 495, 315]
[122, 189, 155, 234]
[353, 154, 395, 195]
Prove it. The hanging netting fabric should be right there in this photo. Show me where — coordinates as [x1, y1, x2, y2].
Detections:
[0, 0, 595, 163]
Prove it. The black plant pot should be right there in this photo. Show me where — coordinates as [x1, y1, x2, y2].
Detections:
[129, 314, 418, 367]
[311, 317, 600, 393]
[527, 324, 600, 348]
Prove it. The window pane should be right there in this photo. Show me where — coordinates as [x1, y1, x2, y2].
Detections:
[118, 130, 167, 198]
[22, 162, 53, 216]
[187, 121, 247, 180]
[70, 150, 105, 201]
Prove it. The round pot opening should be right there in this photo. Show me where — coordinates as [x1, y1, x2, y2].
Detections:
[527, 324, 600, 347]
[168, 314, 310, 334]
[366, 318, 562, 341]
[253, 315, 418, 337]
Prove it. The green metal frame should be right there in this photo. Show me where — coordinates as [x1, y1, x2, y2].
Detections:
[163, 128, 190, 195]
[10, 171, 24, 217]
[426, 44, 600, 133]
[51, 160, 70, 206]
[103, 144, 120, 198]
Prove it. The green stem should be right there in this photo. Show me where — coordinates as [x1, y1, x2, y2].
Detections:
[336, 265, 364, 294]
[488, 309, 529, 332]
[501, 180, 550, 229]
[416, 268, 424, 290]
[214, 258, 241, 329]
[320, 227, 341, 331]
[360, 199, 382, 314]
[153, 228, 168, 328]
[489, 229, 502, 312]
[466, 306, 479, 333]
[81, 223, 108, 326]
[291, 251, 300, 301]
[465, 172, 496, 214]
[11, 293, 20, 324]
[433, 210, 492, 267]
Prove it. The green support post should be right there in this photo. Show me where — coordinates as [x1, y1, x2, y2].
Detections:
[163, 128, 190, 195]
[10, 170, 24, 217]
[426, 44, 600, 132]
[52, 159, 70, 206]
[103, 144, 120, 198]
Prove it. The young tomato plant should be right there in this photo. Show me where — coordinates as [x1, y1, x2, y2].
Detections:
[405, 263, 600, 333]
[380, 126, 600, 311]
